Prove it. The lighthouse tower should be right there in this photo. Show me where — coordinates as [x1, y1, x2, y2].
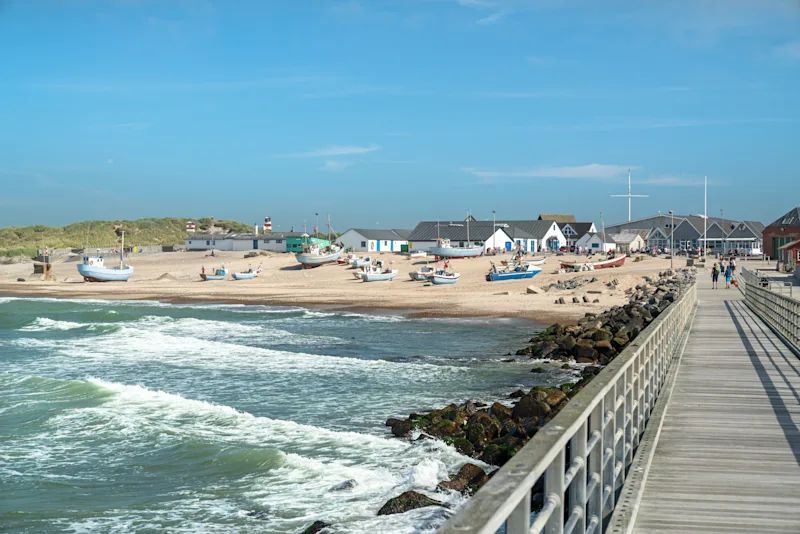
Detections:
[264, 216, 273, 233]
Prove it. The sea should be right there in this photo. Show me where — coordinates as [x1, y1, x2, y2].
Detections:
[0, 296, 572, 533]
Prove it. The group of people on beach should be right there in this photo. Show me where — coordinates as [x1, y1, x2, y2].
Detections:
[711, 257, 737, 289]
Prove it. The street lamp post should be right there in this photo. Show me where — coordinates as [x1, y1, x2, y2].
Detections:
[669, 210, 674, 269]
[720, 208, 725, 256]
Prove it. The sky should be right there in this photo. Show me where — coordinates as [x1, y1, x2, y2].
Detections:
[0, 0, 798, 231]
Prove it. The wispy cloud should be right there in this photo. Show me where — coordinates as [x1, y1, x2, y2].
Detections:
[462, 164, 638, 183]
[547, 116, 795, 132]
[318, 160, 351, 171]
[774, 41, 800, 59]
[28, 76, 327, 93]
[476, 10, 509, 24]
[274, 144, 381, 158]
[472, 90, 557, 99]
[635, 175, 727, 187]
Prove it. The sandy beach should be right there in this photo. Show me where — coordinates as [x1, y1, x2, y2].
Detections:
[0, 250, 715, 323]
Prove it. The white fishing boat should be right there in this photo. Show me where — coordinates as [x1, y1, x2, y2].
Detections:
[295, 214, 343, 268]
[77, 232, 134, 282]
[232, 265, 262, 280]
[410, 251, 428, 259]
[353, 263, 378, 280]
[352, 257, 372, 268]
[409, 264, 435, 281]
[362, 268, 399, 282]
[430, 270, 460, 285]
[429, 214, 483, 258]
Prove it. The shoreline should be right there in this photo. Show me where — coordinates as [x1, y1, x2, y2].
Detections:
[0, 285, 569, 325]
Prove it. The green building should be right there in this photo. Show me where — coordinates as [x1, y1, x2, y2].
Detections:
[285, 235, 331, 253]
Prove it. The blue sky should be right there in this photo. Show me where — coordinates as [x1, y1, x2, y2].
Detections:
[1, 0, 798, 231]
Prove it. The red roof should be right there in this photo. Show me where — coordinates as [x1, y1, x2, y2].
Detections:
[778, 239, 800, 250]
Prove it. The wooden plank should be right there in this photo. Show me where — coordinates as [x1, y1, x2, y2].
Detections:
[633, 287, 800, 533]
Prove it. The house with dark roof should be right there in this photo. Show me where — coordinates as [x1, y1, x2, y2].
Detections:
[338, 228, 411, 252]
[185, 231, 329, 253]
[558, 222, 597, 248]
[575, 232, 616, 253]
[764, 207, 800, 258]
[610, 230, 646, 253]
[407, 221, 513, 253]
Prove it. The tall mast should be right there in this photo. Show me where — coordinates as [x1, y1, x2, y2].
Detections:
[703, 176, 707, 258]
[437, 216, 440, 241]
[601, 211, 606, 249]
[120, 231, 125, 268]
[628, 169, 631, 222]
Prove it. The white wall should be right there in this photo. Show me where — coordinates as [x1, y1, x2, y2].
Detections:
[339, 230, 408, 252]
[185, 238, 234, 251]
[338, 230, 369, 252]
[258, 237, 287, 252]
[541, 223, 567, 250]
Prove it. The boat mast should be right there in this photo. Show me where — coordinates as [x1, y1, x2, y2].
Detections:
[466, 209, 470, 246]
[120, 231, 125, 268]
[703, 176, 707, 258]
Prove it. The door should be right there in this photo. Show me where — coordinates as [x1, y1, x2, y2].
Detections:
[253, 240, 258, 250]
[505, 241, 512, 252]
[401, 244, 409, 253]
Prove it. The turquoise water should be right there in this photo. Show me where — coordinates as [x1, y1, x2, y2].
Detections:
[0, 297, 569, 533]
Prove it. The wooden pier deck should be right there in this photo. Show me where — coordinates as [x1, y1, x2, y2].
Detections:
[632, 286, 800, 533]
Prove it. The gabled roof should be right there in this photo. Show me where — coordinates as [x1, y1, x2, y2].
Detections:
[496, 220, 563, 239]
[559, 222, 594, 236]
[726, 222, 759, 239]
[538, 214, 576, 223]
[581, 232, 616, 243]
[344, 228, 410, 241]
[506, 226, 535, 240]
[611, 231, 644, 244]
[392, 228, 412, 240]
[408, 221, 510, 241]
[768, 207, 800, 228]
[743, 221, 765, 234]
[778, 239, 800, 250]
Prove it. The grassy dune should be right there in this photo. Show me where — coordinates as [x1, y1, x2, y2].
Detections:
[0, 218, 251, 257]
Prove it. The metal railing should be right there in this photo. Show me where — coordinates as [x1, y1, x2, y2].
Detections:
[740, 268, 800, 353]
[439, 282, 697, 534]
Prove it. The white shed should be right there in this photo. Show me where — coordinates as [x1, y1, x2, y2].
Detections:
[576, 232, 616, 253]
[338, 229, 410, 253]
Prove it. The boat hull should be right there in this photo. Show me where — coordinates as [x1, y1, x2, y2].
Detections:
[409, 272, 432, 281]
[560, 254, 626, 270]
[362, 270, 399, 282]
[430, 273, 460, 285]
[232, 273, 257, 280]
[200, 274, 226, 281]
[487, 269, 541, 282]
[77, 264, 133, 282]
[295, 249, 343, 267]
[429, 246, 483, 259]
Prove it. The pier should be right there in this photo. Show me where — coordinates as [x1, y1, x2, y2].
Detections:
[440, 268, 800, 534]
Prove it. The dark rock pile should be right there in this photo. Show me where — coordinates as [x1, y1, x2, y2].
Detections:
[376, 269, 695, 515]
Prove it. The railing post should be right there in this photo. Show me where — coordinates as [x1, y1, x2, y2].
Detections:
[587, 399, 604, 531]
[507, 490, 531, 534]
[569, 420, 588, 534]
[545, 448, 566, 534]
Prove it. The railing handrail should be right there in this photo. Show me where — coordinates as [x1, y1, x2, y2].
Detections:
[440, 282, 697, 534]
[740, 267, 799, 354]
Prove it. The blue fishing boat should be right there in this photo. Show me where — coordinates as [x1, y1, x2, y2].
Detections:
[200, 267, 228, 281]
[429, 270, 460, 285]
[76, 232, 134, 282]
[486, 262, 542, 282]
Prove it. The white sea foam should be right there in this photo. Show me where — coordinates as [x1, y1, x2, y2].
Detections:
[20, 317, 88, 332]
[29, 378, 475, 532]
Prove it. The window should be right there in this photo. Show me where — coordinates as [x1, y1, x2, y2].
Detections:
[206, 241, 210, 245]
[263, 239, 271, 243]
[592, 243, 599, 249]
[459, 242, 464, 247]
[361, 241, 366, 247]
[276, 239, 283, 244]
[383, 241, 388, 246]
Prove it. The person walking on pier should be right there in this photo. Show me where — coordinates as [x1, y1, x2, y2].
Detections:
[724, 262, 733, 289]
[712, 262, 720, 289]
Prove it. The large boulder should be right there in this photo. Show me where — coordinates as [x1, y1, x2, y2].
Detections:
[489, 402, 513, 422]
[511, 395, 551, 419]
[592, 329, 613, 341]
[302, 521, 331, 534]
[391, 420, 412, 437]
[544, 389, 566, 407]
[438, 463, 489, 493]
[377, 491, 446, 516]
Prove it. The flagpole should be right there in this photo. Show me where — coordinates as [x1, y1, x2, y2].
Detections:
[703, 176, 707, 259]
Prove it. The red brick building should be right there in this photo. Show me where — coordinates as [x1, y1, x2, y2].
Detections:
[764, 207, 800, 259]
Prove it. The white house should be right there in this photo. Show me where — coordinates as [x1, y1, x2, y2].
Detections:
[496, 220, 567, 251]
[558, 222, 597, 248]
[185, 232, 310, 253]
[407, 221, 514, 252]
[185, 234, 234, 251]
[576, 232, 616, 253]
[338, 228, 411, 253]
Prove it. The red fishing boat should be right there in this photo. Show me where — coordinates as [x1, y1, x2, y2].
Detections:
[560, 253, 626, 270]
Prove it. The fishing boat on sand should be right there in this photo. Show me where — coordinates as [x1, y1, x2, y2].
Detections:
[486, 262, 541, 282]
[502, 256, 547, 267]
[429, 214, 483, 259]
[560, 254, 626, 270]
[409, 264, 435, 281]
[77, 232, 134, 282]
[410, 251, 428, 259]
[295, 214, 343, 268]
[232, 265, 262, 280]
[430, 270, 460, 285]
[200, 267, 228, 281]
[352, 257, 372, 268]
[361, 262, 399, 282]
